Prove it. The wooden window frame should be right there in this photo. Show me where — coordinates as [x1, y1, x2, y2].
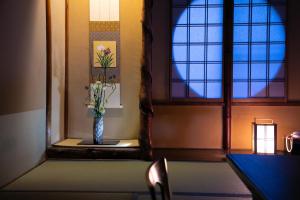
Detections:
[169, 0, 288, 104]
[167, 0, 289, 151]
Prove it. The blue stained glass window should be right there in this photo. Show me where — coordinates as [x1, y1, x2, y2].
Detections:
[189, 83, 204, 97]
[208, 0, 223, 4]
[208, 26, 223, 42]
[172, 0, 286, 100]
[190, 27, 205, 42]
[234, 7, 249, 23]
[207, 45, 223, 61]
[270, 25, 285, 41]
[270, 44, 285, 61]
[190, 46, 205, 61]
[251, 44, 267, 61]
[172, 64, 187, 80]
[172, 27, 187, 43]
[251, 63, 267, 79]
[270, 5, 286, 22]
[207, 83, 222, 98]
[233, 45, 248, 61]
[234, 82, 248, 98]
[234, 26, 248, 42]
[190, 8, 205, 24]
[190, 0, 205, 5]
[235, 0, 249, 4]
[172, 0, 223, 99]
[172, 45, 187, 61]
[252, 26, 267, 42]
[252, 6, 268, 23]
[233, 0, 286, 99]
[251, 82, 267, 97]
[208, 7, 223, 23]
[207, 64, 222, 80]
[190, 64, 205, 80]
[252, 0, 267, 3]
[233, 64, 248, 79]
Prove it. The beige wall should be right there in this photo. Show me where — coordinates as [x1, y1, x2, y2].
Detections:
[0, 0, 46, 187]
[153, 106, 222, 149]
[68, 0, 141, 139]
[152, 0, 300, 150]
[0, 1, 47, 115]
[67, 0, 90, 138]
[51, 0, 65, 144]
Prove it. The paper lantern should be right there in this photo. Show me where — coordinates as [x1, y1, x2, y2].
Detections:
[253, 119, 277, 154]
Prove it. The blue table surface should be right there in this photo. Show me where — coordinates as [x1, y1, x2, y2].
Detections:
[227, 154, 300, 200]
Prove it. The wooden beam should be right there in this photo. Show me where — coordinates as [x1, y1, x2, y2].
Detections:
[64, 0, 69, 139]
[223, 0, 234, 152]
[46, 0, 52, 147]
[139, 0, 154, 160]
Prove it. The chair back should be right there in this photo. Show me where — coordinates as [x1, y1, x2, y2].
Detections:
[146, 157, 172, 200]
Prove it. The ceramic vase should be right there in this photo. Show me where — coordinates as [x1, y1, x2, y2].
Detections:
[93, 116, 104, 144]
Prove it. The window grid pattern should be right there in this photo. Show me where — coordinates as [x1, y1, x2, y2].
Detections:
[172, 0, 223, 99]
[233, 0, 286, 98]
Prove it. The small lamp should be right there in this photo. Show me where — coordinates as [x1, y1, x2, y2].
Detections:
[253, 119, 277, 154]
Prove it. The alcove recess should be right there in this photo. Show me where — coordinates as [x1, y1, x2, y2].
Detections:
[46, 0, 153, 159]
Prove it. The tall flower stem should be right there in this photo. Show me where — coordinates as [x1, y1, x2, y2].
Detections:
[104, 66, 107, 86]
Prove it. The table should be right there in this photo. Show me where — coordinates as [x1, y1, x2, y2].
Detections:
[227, 154, 300, 200]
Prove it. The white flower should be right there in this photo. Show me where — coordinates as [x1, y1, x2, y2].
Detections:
[86, 80, 115, 117]
[97, 45, 105, 51]
[87, 104, 95, 109]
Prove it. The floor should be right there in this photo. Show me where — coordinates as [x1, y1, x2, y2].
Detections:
[0, 160, 252, 200]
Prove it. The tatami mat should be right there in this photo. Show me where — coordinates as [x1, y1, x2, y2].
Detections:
[1, 160, 251, 199]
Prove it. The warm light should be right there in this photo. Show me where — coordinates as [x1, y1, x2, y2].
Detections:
[90, 0, 119, 21]
[253, 120, 277, 154]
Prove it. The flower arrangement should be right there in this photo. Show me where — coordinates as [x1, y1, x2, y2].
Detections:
[86, 46, 116, 118]
[96, 45, 113, 70]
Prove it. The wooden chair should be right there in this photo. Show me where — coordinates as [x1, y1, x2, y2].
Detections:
[146, 157, 172, 200]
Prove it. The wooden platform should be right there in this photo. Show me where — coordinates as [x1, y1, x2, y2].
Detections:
[47, 139, 141, 159]
[53, 139, 139, 148]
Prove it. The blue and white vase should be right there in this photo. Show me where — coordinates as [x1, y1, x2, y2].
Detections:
[93, 116, 104, 144]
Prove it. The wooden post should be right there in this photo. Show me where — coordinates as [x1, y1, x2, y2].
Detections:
[46, 0, 52, 147]
[64, 0, 69, 139]
[139, 0, 154, 160]
[223, 0, 233, 152]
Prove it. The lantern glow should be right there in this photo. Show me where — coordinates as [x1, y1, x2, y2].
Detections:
[253, 120, 277, 154]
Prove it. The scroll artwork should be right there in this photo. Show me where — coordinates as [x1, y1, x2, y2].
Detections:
[89, 0, 121, 108]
